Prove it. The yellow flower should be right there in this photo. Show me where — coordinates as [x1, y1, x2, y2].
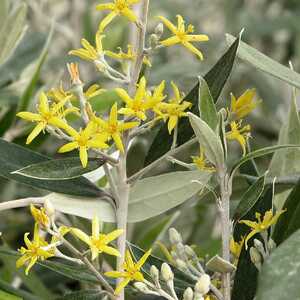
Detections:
[230, 236, 245, 263]
[158, 82, 192, 133]
[116, 76, 148, 121]
[94, 103, 139, 152]
[226, 121, 251, 156]
[106, 44, 152, 67]
[71, 216, 123, 260]
[69, 33, 105, 62]
[191, 148, 215, 172]
[158, 15, 209, 59]
[30, 205, 49, 228]
[85, 84, 106, 100]
[16, 224, 55, 275]
[105, 248, 152, 295]
[96, 0, 140, 33]
[58, 121, 109, 168]
[145, 80, 166, 116]
[239, 209, 286, 249]
[17, 92, 71, 144]
[230, 89, 260, 119]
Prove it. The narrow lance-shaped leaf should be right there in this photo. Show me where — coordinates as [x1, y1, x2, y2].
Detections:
[226, 33, 300, 89]
[0, 138, 106, 198]
[198, 76, 218, 130]
[144, 35, 240, 165]
[233, 173, 266, 222]
[188, 112, 224, 169]
[256, 229, 300, 300]
[0, 3, 27, 66]
[230, 144, 300, 178]
[13, 157, 105, 180]
[272, 180, 300, 245]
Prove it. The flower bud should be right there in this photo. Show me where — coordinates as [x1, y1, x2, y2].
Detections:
[44, 199, 55, 218]
[150, 265, 159, 281]
[250, 247, 262, 264]
[161, 262, 174, 282]
[183, 287, 194, 300]
[134, 282, 150, 293]
[154, 22, 164, 37]
[253, 238, 266, 258]
[149, 34, 159, 49]
[176, 259, 187, 271]
[184, 245, 197, 258]
[195, 274, 211, 295]
[169, 228, 182, 245]
[268, 238, 276, 251]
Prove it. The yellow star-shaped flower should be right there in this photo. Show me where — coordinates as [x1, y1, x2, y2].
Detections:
[191, 147, 215, 172]
[230, 89, 261, 120]
[17, 92, 71, 144]
[239, 209, 286, 249]
[157, 82, 192, 133]
[16, 224, 55, 275]
[158, 15, 209, 60]
[69, 33, 105, 62]
[105, 248, 152, 295]
[96, 0, 140, 33]
[226, 121, 251, 156]
[30, 205, 49, 228]
[116, 76, 149, 121]
[71, 216, 123, 260]
[58, 121, 109, 168]
[93, 103, 139, 152]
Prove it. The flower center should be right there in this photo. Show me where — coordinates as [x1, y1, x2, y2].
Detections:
[115, 0, 127, 10]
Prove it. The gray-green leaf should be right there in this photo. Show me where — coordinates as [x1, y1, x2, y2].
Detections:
[188, 112, 224, 169]
[13, 157, 105, 180]
[198, 76, 218, 130]
[256, 229, 300, 300]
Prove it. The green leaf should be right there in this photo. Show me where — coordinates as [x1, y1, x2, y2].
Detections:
[128, 243, 194, 292]
[188, 113, 224, 169]
[0, 290, 22, 300]
[273, 180, 300, 244]
[0, 279, 39, 300]
[43, 193, 115, 223]
[55, 290, 103, 300]
[128, 170, 211, 222]
[256, 229, 300, 300]
[17, 24, 54, 113]
[232, 187, 273, 300]
[144, 35, 240, 165]
[13, 157, 105, 180]
[198, 76, 218, 130]
[233, 173, 266, 222]
[0, 3, 27, 66]
[226, 33, 300, 89]
[0, 248, 99, 284]
[0, 138, 106, 197]
[0, 0, 9, 29]
[230, 144, 300, 177]
[269, 89, 300, 177]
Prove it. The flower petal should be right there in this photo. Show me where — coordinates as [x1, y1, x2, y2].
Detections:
[98, 11, 117, 33]
[136, 248, 152, 270]
[160, 36, 181, 47]
[121, 7, 138, 22]
[79, 146, 88, 168]
[103, 229, 124, 244]
[16, 112, 42, 122]
[105, 271, 125, 278]
[158, 16, 178, 34]
[26, 122, 45, 144]
[112, 133, 124, 153]
[182, 41, 204, 60]
[58, 142, 78, 153]
[115, 278, 131, 295]
[102, 246, 121, 257]
[71, 228, 91, 246]
[186, 34, 209, 42]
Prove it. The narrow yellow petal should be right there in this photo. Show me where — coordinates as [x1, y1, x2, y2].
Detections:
[105, 271, 125, 278]
[121, 7, 138, 22]
[244, 229, 260, 250]
[160, 36, 181, 47]
[16, 254, 30, 269]
[98, 11, 117, 33]
[26, 123, 45, 144]
[168, 115, 178, 134]
[186, 34, 209, 42]
[96, 3, 115, 11]
[16, 112, 42, 122]
[79, 146, 88, 168]
[71, 228, 91, 246]
[58, 142, 78, 153]
[158, 16, 178, 34]
[115, 88, 133, 106]
[38, 92, 50, 115]
[92, 216, 100, 239]
[103, 229, 124, 243]
[136, 248, 152, 270]
[115, 278, 131, 295]
[25, 256, 37, 275]
[110, 103, 118, 126]
[102, 246, 121, 257]
[112, 133, 124, 153]
[182, 41, 204, 60]
[69, 49, 93, 61]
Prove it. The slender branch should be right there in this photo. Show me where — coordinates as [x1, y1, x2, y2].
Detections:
[103, 163, 119, 202]
[127, 137, 197, 184]
[0, 198, 44, 211]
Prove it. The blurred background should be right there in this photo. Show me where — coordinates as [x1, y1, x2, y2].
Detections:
[0, 0, 299, 298]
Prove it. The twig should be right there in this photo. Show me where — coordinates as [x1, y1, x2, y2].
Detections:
[0, 198, 43, 211]
[127, 137, 197, 184]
